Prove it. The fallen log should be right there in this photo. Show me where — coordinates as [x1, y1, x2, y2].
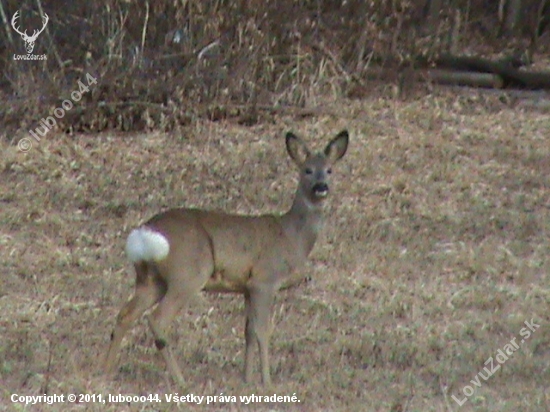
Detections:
[427, 69, 504, 88]
[433, 54, 550, 89]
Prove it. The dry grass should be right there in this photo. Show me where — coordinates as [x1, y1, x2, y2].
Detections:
[1, 88, 550, 411]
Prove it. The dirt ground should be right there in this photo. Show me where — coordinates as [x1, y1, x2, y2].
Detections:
[1, 88, 550, 411]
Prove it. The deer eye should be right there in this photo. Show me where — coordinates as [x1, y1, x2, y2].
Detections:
[305, 168, 313, 175]
[327, 168, 332, 174]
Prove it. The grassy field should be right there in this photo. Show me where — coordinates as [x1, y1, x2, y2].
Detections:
[1, 88, 550, 411]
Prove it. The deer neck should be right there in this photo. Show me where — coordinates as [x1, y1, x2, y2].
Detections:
[281, 186, 325, 257]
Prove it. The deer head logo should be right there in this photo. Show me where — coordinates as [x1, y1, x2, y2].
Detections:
[11, 10, 49, 54]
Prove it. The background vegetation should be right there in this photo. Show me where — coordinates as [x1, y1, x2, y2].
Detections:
[1, 0, 550, 137]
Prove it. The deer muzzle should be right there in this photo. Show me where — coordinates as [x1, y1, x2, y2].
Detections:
[312, 182, 329, 198]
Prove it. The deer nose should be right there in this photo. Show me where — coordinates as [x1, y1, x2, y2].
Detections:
[312, 182, 329, 197]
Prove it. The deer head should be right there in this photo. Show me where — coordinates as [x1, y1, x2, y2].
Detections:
[11, 11, 49, 54]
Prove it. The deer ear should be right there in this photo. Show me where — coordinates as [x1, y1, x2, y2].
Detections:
[286, 132, 311, 165]
[324, 130, 349, 163]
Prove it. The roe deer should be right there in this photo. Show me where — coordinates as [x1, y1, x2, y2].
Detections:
[103, 130, 349, 385]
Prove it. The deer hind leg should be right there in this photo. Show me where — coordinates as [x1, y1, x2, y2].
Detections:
[146, 286, 194, 386]
[145, 226, 214, 385]
[244, 284, 275, 385]
[145, 261, 211, 385]
[104, 263, 166, 375]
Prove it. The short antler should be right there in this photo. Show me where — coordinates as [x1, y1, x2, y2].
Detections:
[11, 11, 27, 38]
[31, 13, 49, 41]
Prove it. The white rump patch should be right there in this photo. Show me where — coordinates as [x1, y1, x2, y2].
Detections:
[125, 227, 170, 263]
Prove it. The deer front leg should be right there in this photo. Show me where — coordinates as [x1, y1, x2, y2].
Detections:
[244, 284, 275, 385]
